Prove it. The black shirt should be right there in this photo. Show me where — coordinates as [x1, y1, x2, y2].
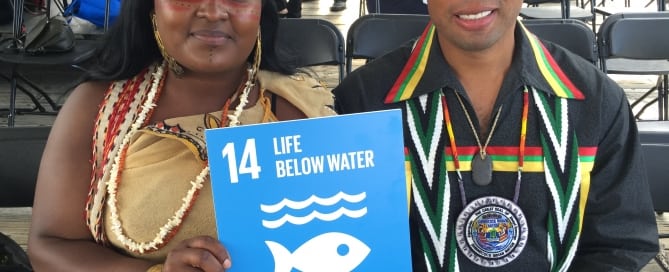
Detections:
[333, 21, 658, 271]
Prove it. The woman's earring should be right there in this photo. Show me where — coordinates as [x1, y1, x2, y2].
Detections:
[250, 30, 261, 80]
[152, 13, 185, 77]
[244, 30, 261, 88]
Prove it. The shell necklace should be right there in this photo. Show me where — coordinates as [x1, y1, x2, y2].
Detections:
[106, 63, 255, 253]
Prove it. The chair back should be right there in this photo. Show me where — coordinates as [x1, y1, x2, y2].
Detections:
[276, 18, 346, 83]
[523, 19, 598, 65]
[0, 126, 51, 207]
[638, 121, 669, 213]
[346, 13, 429, 74]
[524, 0, 560, 5]
[597, 12, 669, 62]
[521, 0, 594, 20]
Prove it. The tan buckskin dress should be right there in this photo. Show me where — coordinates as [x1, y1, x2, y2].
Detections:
[89, 65, 335, 261]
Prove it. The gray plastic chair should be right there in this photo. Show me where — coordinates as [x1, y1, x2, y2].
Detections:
[594, 0, 666, 23]
[523, 18, 598, 65]
[637, 120, 669, 271]
[597, 12, 669, 120]
[638, 121, 669, 216]
[0, 126, 50, 207]
[520, 0, 594, 18]
[345, 13, 429, 74]
[0, 0, 104, 127]
[276, 18, 346, 83]
[519, 0, 595, 32]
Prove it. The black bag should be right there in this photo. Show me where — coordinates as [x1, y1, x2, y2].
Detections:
[0, 232, 32, 272]
[23, 15, 75, 55]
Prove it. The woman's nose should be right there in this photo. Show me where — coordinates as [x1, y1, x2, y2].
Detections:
[196, 0, 230, 21]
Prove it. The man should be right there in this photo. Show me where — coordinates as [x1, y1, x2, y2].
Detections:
[330, 0, 346, 11]
[332, 0, 660, 270]
[276, 0, 302, 17]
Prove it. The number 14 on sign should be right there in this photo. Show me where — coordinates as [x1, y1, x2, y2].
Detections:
[221, 139, 261, 183]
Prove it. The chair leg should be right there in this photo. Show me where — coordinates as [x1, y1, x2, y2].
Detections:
[630, 83, 658, 119]
[631, 75, 668, 121]
[15, 84, 46, 112]
[16, 73, 61, 111]
[662, 75, 669, 120]
[634, 96, 658, 120]
[645, 0, 656, 8]
[656, 75, 668, 120]
[7, 67, 18, 127]
[655, 250, 669, 272]
[0, 73, 47, 112]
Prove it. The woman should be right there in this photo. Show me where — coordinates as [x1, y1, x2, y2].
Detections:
[27, 0, 334, 271]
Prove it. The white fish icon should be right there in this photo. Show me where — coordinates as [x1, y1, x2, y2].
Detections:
[265, 232, 371, 272]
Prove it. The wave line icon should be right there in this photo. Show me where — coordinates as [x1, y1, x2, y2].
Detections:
[262, 207, 368, 229]
[260, 191, 366, 214]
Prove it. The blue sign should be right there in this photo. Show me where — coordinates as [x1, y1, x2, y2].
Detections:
[205, 110, 411, 271]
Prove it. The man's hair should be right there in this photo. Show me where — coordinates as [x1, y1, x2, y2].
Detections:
[85, 0, 294, 81]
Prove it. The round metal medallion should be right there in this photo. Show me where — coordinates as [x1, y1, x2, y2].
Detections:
[455, 196, 528, 267]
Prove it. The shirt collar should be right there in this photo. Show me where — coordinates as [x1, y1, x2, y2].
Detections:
[383, 20, 585, 104]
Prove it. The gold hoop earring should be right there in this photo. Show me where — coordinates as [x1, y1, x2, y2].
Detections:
[245, 29, 261, 87]
[152, 13, 185, 77]
[251, 29, 261, 80]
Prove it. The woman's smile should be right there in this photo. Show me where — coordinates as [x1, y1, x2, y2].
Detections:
[191, 29, 234, 46]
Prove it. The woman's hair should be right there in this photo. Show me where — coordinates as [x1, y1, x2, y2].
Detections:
[85, 0, 295, 81]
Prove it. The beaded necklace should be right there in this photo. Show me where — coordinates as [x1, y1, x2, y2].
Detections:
[106, 63, 255, 253]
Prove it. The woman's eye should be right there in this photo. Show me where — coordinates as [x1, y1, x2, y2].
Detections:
[172, 0, 205, 5]
[168, 0, 256, 5]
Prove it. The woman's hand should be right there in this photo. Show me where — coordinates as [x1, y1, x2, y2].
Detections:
[163, 236, 232, 272]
